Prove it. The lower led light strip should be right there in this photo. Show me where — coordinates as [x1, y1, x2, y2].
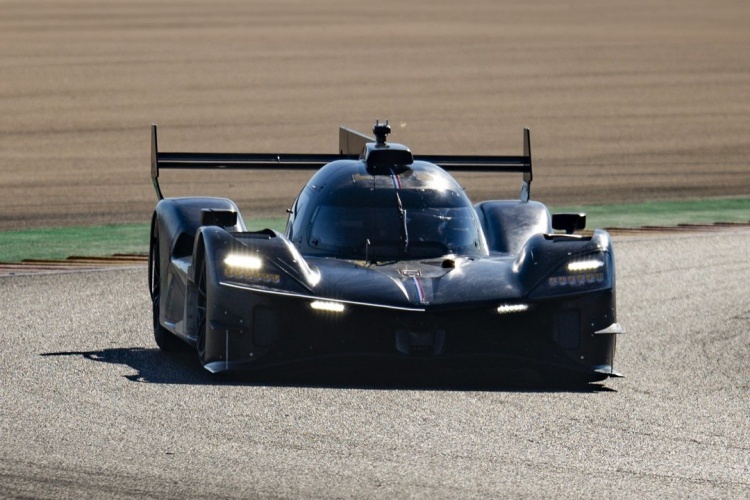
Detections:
[310, 300, 345, 313]
[496, 303, 529, 314]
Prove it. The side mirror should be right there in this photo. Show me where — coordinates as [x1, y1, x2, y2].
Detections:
[201, 209, 237, 228]
[552, 213, 586, 234]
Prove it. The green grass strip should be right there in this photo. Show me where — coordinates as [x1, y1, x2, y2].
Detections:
[0, 218, 286, 263]
[1, 199, 747, 263]
[550, 197, 750, 229]
[0, 224, 150, 263]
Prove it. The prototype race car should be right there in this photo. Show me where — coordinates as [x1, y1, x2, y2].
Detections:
[149, 121, 624, 381]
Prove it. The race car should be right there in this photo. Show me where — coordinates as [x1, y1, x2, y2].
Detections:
[148, 121, 624, 381]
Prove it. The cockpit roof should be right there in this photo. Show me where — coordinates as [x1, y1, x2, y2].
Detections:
[289, 159, 488, 261]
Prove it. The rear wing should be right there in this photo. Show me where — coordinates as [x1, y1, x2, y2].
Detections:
[150, 124, 353, 200]
[151, 123, 532, 201]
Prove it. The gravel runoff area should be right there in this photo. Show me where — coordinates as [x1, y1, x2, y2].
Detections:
[1, 0, 749, 230]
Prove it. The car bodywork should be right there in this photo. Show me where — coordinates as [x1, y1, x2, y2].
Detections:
[149, 122, 624, 381]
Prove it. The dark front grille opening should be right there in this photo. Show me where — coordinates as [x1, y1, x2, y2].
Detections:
[554, 309, 580, 350]
[395, 329, 446, 356]
[253, 307, 279, 347]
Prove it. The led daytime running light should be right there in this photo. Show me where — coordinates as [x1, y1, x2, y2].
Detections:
[224, 254, 280, 284]
[567, 259, 604, 272]
[496, 304, 529, 314]
[224, 254, 262, 270]
[310, 300, 345, 313]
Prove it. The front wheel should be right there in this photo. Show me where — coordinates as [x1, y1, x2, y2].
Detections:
[150, 219, 185, 352]
[195, 257, 208, 364]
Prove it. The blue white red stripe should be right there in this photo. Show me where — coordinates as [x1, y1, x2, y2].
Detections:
[412, 277, 426, 304]
[389, 169, 402, 189]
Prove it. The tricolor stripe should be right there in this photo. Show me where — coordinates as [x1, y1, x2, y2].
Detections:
[412, 277, 426, 304]
[389, 168, 402, 189]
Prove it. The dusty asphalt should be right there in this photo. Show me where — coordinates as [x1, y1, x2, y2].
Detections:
[1, 0, 749, 230]
[1, 230, 749, 499]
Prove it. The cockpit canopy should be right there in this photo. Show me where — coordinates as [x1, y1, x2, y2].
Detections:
[286, 159, 489, 261]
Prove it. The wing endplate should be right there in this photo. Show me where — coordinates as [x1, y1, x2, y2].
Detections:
[339, 126, 374, 156]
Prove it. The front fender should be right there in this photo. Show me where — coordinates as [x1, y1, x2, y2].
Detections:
[193, 226, 321, 368]
[156, 197, 246, 260]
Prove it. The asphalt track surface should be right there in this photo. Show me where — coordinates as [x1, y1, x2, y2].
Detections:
[1, 230, 748, 499]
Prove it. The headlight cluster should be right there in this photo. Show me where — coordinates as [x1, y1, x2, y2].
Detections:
[532, 254, 611, 298]
[223, 253, 280, 285]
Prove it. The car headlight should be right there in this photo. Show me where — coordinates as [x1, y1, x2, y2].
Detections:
[531, 253, 612, 298]
[224, 254, 262, 271]
[223, 253, 280, 285]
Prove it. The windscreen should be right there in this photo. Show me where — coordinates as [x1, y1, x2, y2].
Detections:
[308, 188, 486, 260]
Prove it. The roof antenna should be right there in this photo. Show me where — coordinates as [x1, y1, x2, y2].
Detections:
[373, 119, 391, 146]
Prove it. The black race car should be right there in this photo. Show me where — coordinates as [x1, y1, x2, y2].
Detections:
[149, 121, 624, 381]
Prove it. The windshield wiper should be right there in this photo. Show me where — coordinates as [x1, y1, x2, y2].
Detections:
[394, 190, 409, 257]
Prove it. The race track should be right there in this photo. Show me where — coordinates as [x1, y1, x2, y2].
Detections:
[1, 230, 748, 499]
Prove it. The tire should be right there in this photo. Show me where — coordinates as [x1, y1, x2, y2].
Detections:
[195, 255, 208, 365]
[150, 218, 185, 352]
